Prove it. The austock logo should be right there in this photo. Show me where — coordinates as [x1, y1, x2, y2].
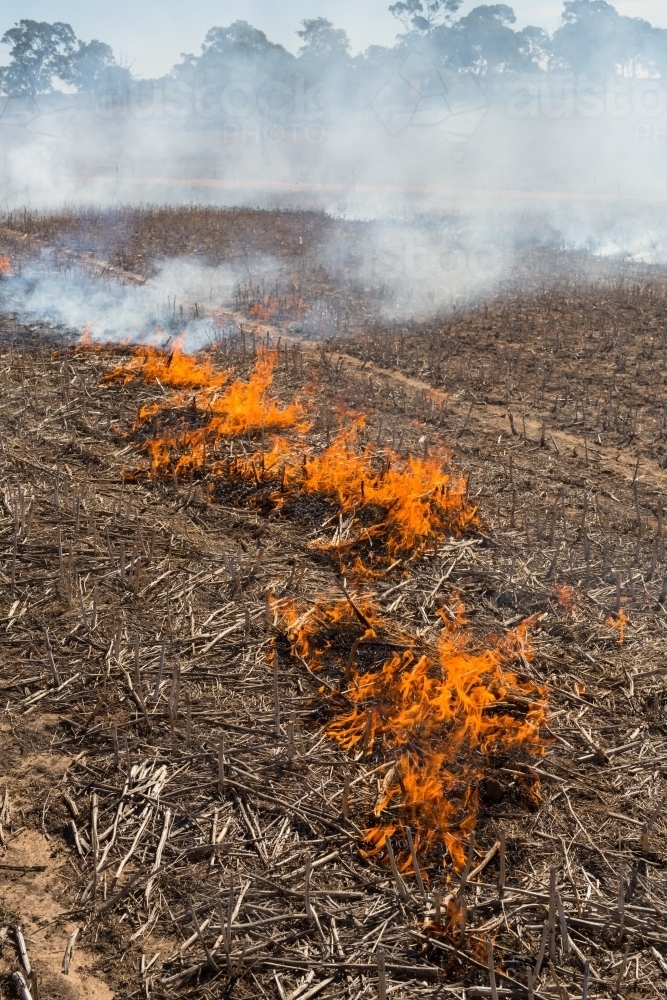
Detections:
[506, 75, 667, 122]
[373, 233, 512, 285]
[93, 74, 326, 136]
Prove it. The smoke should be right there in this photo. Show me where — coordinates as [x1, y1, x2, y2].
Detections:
[3, 17, 667, 326]
[0, 257, 245, 349]
[2, 192, 664, 346]
[0, 211, 520, 345]
[3, 73, 667, 261]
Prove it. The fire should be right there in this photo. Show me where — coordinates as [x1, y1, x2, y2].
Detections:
[77, 336, 547, 877]
[0, 255, 11, 277]
[105, 342, 230, 391]
[108, 343, 477, 562]
[277, 595, 547, 868]
[554, 582, 578, 614]
[240, 422, 475, 565]
[249, 299, 279, 321]
[247, 294, 307, 323]
[206, 350, 304, 438]
[608, 608, 628, 644]
[77, 324, 94, 348]
[131, 349, 306, 480]
[297, 430, 475, 559]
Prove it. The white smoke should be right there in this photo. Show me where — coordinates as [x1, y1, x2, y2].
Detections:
[0, 206, 528, 342]
[0, 257, 245, 350]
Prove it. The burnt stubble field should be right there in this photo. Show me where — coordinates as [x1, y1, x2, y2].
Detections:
[1, 207, 667, 1000]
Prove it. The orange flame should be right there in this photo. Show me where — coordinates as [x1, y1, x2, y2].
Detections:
[133, 349, 306, 480]
[298, 429, 475, 558]
[248, 294, 308, 323]
[554, 582, 578, 614]
[107, 343, 477, 562]
[105, 342, 230, 391]
[76, 336, 546, 873]
[78, 324, 94, 348]
[0, 255, 11, 277]
[607, 608, 628, 644]
[278, 596, 547, 868]
[207, 350, 304, 438]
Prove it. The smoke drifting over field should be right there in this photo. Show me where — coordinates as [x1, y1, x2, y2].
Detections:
[0, 211, 517, 344]
[0, 257, 245, 349]
[2, 76, 667, 284]
[0, 198, 665, 344]
[3, 84, 667, 214]
[3, 7, 667, 324]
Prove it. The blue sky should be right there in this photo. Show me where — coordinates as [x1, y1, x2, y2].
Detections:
[1, 0, 666, 77]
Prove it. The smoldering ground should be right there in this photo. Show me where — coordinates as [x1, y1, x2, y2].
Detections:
[0, 210, 522, 341]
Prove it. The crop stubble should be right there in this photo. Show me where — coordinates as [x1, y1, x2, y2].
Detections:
[0, 209, 666, 1000]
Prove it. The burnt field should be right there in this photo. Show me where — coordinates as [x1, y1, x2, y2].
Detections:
[1, 208, 667, 1000]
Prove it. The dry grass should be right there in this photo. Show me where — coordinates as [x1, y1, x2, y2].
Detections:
[0, 206, 338, 272]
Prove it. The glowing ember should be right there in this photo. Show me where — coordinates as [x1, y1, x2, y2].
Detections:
[248, 294, 308, 323]
[78, 324, 94, 347]
[278, 595, 548, 868]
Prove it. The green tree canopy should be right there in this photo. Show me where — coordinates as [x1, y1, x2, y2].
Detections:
[297, 18, 351, 59]
[389, 0, 463, 34]
[66, 39, 127, 95]
[201, 20, 290, 61]
[0, 19, 77, 100]
[192, 19, 294, 86]
[551, 0, 663, 77]
[435, 5, 536, 73]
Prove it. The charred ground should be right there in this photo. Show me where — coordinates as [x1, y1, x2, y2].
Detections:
[0, 210, 666, 1000]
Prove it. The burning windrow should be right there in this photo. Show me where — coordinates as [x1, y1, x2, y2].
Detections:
[96, 337, 548, 875]
[277, 595, 547, 870]
[105, 343, 478, 565]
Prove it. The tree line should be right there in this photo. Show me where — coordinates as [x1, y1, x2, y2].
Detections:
[2, 1, 667, 107]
